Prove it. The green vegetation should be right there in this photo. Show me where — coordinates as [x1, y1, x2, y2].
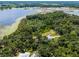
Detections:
[0, 5, 15, 10]
[0, 11, 79, 57]
[1, 1, 79, 10]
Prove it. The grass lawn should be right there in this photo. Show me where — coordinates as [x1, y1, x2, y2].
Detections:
[42, 29, 60, 38]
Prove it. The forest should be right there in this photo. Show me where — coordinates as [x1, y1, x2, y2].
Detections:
[0, 11, 79, 57]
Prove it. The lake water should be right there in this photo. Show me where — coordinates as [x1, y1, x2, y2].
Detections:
[64, 10, 79, 16]
[0, 8, 39, 26]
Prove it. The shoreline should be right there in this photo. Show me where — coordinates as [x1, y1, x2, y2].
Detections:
[0, 8, 41, 39]
[0, 16, 26, 39]
[39, 7, 79, 13]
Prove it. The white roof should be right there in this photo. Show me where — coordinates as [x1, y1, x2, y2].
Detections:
[47, 35, 53, 40]
[18, 52, 30, 57]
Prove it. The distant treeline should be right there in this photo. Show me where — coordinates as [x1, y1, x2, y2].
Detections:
[0, 1, 79, 10]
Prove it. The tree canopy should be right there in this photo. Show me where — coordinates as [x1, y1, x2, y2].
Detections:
[0, 11, 79, 57]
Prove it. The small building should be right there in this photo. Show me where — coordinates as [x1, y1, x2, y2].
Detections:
[47, 34, 53, 40]
[42, 29, 60, 40]
[18, 52, 30, 57]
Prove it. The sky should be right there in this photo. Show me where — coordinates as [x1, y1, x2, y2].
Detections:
[0, 0, 79, 1]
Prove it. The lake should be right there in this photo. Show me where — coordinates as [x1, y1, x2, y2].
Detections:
[64, 10, 79, 16]
[0, 8, 40, 26]
[0, 7, 41, 38]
